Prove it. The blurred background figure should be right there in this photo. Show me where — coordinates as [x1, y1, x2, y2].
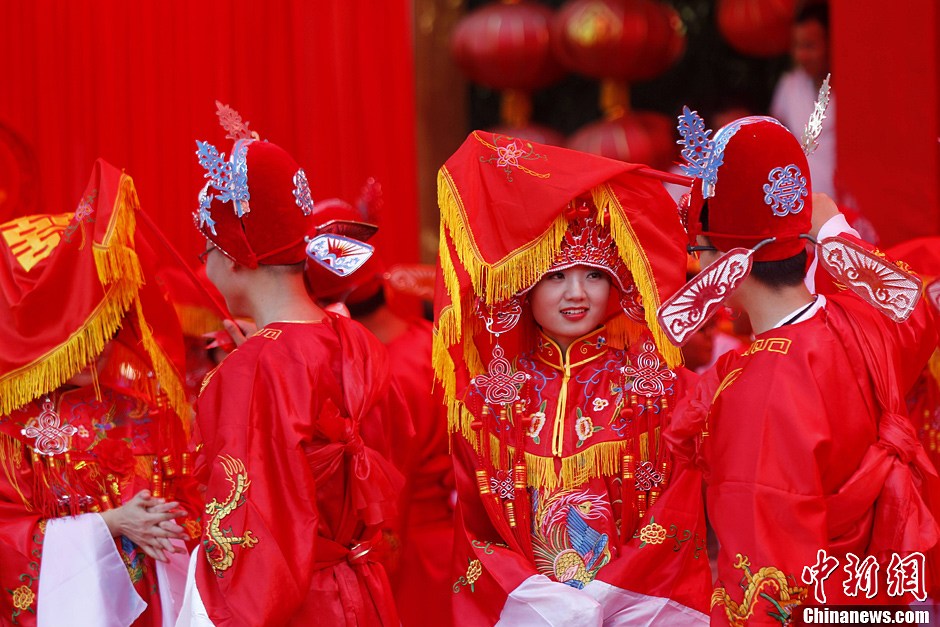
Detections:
[770, 1, 836, 198]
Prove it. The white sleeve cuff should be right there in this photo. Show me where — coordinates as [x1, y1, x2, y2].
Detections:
[174, 548, 215, 627]
[806, 213, 859, 292]
[817, 213, 857, 242]
[37, 514, 146, 627]
[497, 574, 602, 627]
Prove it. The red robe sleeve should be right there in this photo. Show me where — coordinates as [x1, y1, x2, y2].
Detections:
[0, 445, 44, 626]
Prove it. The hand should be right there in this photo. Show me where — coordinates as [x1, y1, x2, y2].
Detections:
[223, 318, 257, 348]
[810, 192, 841, 240]
[100, 490, 187, 562]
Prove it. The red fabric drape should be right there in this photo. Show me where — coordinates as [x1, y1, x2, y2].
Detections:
[833, 0, 940, 245]
[0, 1, 420, 266]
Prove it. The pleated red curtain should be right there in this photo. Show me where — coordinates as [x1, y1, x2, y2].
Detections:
[0, 0, 420, 265]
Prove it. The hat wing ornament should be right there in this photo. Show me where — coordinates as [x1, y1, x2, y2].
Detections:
[801, 74, 831, 157]
[305, 233, 374, 277]
[815, 236, 923, 322]
[657, 248, 756, 346]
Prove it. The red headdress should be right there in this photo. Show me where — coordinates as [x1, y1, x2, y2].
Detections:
[658, 80, 923, 346]
[434, 130, 688, 432]
[305, 180, 382, 304]
[0, 159, 189, 422]
[194, 102, 376, 276]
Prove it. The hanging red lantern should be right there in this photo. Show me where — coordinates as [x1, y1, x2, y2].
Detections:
[551, 0, 685, 82]
[567, 116, 652, 164]
[490, 123, 567, 148]
[716, 0, 797, 58]
[451, 1, 565, 92]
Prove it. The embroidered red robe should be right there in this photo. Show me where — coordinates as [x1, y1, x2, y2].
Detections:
[0, 383, 201, 626]
[669, 294, 940, 625]
[191, 315, 407, 626]
[451, 326, 712, 625]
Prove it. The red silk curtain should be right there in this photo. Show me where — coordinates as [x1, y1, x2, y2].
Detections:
[832, 0, 940, 245]
[0, 0, 420, 265]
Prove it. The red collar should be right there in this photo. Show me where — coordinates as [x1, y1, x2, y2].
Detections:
[535, 326, 609, 371]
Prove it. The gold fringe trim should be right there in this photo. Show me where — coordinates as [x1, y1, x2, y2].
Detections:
[486, 432, 627, 491]
[175, 304, 223, 337]
[594, 184, 683, 368]
[446, 398, 627, 490]
[0, 282, 139, 416]
[133, 298, 193, 436]
[438, 167, 570, 305]
[929, 348, 940, 388]
[0, 434, 29, 510]
[0, 173, 146, 415]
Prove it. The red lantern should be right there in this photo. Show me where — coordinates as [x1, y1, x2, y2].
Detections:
[451, 1, 565, 92]
[717, 0, 797, 58]
[490, 123, 567, 148]
[552, 0, 685, 82]
[567, 112, 675, 170]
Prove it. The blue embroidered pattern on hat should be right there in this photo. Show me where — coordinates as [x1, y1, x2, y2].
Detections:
[293, 169, 314, 216]
[195, 138, 253, 219]
[763, 165, 808, 217]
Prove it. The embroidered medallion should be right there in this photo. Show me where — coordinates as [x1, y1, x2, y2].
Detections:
[634, 460, 664, 491]
[763, 165, 808, 217]
[21, 398, 77, 457]
[473, 344, 528, 405]
[531, 489, 612, 589]
[623, 340, 676, 397]
[204, 455, 259, 575]
[490, 469, 515, 500]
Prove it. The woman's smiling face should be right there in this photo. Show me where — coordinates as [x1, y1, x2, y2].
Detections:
[530, 265, 611, 353]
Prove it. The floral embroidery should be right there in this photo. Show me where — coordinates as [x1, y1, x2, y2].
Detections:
[10, 586, 33, 612]
[527, 400, 548, 444]
[7, 529, 42, 624]
[592, 398, 609, 412]
[62, 188, 97, 247]
[638, 519, 667, 546]
[470, 540, 499, 554]
[622, 340, 676, 398]
[575, 408, 603, 447]
[453, 558, 483, 593]
[474, 132, 550, 182]
[633, 516, 705, 558]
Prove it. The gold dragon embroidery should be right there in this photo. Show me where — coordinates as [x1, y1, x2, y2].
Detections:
[203, 455, 258, 575]
[711, 553, 807, 626]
